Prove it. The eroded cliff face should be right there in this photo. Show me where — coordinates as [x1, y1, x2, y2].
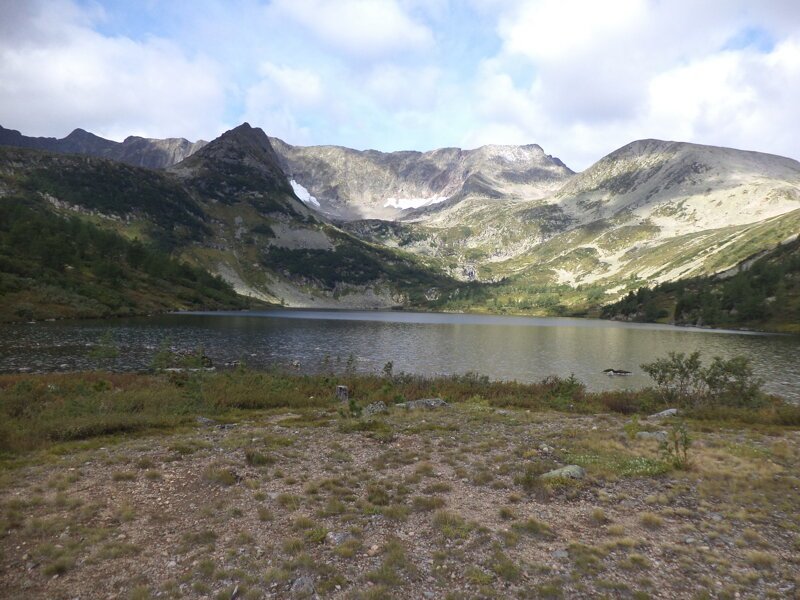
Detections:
[269, 137, 574, 220]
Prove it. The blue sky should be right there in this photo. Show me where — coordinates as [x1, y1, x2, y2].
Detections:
[1, 0, 800, 169]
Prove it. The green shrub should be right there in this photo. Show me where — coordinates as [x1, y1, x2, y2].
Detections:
[641, 351, 763, 408]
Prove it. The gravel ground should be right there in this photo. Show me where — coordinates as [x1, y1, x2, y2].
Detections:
[2, 404, 799, 599]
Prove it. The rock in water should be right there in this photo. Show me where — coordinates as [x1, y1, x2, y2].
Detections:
[649, 408, 678, 419]
[541, 465, 586, 480]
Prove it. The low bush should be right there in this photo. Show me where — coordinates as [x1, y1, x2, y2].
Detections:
[641, 351, 764, 408]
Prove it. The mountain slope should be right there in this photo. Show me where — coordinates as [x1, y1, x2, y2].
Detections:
[556, 139, 800, 231]
[270, 137, 574, 220]
[168, 124, 459, 307]
[600, 233, 800, 333]
[0, 125, 460, 317]
[3, 123, 800, 322]
[0, 196, 247, 322]
[372, 140, 800, 280]
[0, 125, 206, 169]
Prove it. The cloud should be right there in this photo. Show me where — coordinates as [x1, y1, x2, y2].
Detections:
[242, 62, 329, 143]
[2, 0, 800, 170]
[268, 0, 434, 61]
[0, 0, 227, 141]
[467, 0, 800, 168]
[364, 65, 443, 110]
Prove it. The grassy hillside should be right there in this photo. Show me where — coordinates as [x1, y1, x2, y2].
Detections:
[601, 236, 800, 333]
[0, 198, 248, 322]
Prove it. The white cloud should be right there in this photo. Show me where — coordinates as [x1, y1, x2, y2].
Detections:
[466, 0, 800, 168]
[242, 62, 329, 143]
[269, 0, 434, 61]
[364, 65, 443, 110]
[248, 62, 325, 109]
[0, 0, 227, 141]
[2, 0, 800, 170]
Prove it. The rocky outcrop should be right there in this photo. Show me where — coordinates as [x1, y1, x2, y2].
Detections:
[270, 137, 574, 220]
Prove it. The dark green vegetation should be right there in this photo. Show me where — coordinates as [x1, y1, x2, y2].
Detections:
[22, 159, 209, 245]
[602, 237, 800, 333]
[0, 198, 247, 322]
[641, 352, 763, 408]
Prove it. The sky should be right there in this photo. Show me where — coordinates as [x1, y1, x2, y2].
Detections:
[1, 0, 800, 170]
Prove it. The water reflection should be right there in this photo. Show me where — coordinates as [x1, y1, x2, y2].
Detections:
[0, 310, 797, 400]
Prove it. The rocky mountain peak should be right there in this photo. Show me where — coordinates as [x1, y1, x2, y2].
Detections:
[185, 123, 285, 177]
[169, 123, 297, 206]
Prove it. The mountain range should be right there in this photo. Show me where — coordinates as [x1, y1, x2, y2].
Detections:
[0, 125, 207, 169]
[1, 122, 799, 329]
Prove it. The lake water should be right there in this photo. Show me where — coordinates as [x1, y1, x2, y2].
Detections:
[1, 310, 798, 400]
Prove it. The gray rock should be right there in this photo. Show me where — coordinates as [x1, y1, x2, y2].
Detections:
[636, 431, 668, 443]
[325, 531, 354, 546]
[400, 398, 449, 410]
[649, 408, 678, 419]
[196, 416, 216, 426]
[291, 575, 315, 598]
[336, 385, 349, 402]
[541, 465, 586, 480]
[363, 401, 388, 417]
[552, 550, 569, 559]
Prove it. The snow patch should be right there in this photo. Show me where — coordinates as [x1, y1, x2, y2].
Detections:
[384, 195, 448, 210]
[290, 179, 320, 208]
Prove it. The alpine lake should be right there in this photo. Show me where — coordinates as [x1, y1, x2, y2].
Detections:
[1, 310, 798, 401]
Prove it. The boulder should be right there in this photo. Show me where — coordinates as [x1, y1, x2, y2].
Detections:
[336, 385, 349, 402]
[636, 431, 668, 443]
[399, 398, 448, 410]
[363, 401, 388, 417]
[649, 408, 678, 419]
[325, 531, 355, 546]
[291, 575, 315, 598]
[541, 465, 586, 480]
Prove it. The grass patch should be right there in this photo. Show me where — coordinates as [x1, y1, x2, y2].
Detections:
[202, 465, 238, 486]
[432, 510, 473, 540]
